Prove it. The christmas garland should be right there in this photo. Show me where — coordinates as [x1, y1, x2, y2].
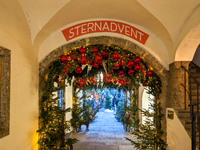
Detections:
[57, 45, 154, 90]
[38, 44, 165, 150]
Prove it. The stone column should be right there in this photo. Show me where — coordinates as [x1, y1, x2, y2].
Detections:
[168, 61, 190, 110]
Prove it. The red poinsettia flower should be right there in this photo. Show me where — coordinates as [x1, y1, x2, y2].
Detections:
[102, 51, 109, 57]
[128, 70, 134, 76]
[79, 47, 86, 54]
[146, 70, 153, 77]
[93, 63, 99, 68]
[75, 66, 82, 74]
[93, 47, 98, 54]
[114, 79, 118, 83]
[79, 56, 87, 64]
[94, 54, 102, 64]
[135, 57, 141, 63]
[126, 59, 134, 69]
[66, 61, 70, 67]
[114, 62, 120, 70]
[112, 51, 119, 61]
[87, 60, 93, 65]
[134, 64, 140, 71]
[60, 55, 68, 62]
[118, 71, 124, 76]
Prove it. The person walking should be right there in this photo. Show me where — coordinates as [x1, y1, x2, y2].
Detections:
[112, 94, 116, 111]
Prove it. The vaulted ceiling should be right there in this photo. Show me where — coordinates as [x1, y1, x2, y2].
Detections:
[0, 0, 200, 69]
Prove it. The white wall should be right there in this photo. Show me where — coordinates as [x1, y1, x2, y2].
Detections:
[0, 45, 39, 150]
[141, 88, 150, 124]
[138, 85, 145, 123]
[65, 81, 73, 132]
[166, 108, 191, 150]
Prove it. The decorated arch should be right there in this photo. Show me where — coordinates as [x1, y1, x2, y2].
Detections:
[38, 36, 168, 150]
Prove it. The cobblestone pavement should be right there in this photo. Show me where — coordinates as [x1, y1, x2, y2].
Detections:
[71, 109, 136, 150]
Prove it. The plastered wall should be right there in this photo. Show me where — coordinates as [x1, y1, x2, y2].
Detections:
[0, 45, 39, 150]
[166, 108, 191, 150]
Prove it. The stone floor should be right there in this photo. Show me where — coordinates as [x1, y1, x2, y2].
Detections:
[70, 108, 136, 150]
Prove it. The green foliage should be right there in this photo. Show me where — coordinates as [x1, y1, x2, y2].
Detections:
[115, 91, 139, 131]
[115, 100, 125, 122]
[126, 96, 167, 150]
[70, 91, 82, 132]
[81, 92, 97, 130]
[70, 89, 98, 132]
[66, 138, 78, 150]
[37, 60, 75, 150]
[104, 94, 112, 109]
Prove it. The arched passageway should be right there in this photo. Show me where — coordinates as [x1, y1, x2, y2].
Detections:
[38, 37, 168, 150]
[71, 107, 135, 150]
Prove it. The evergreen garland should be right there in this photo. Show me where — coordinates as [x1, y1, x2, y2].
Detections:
[38, 44, 165, 149]
[37, 61, 77, 150]
[126, 73, 167, 150]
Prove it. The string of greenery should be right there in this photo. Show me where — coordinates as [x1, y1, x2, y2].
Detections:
[37, 44, 166, 150]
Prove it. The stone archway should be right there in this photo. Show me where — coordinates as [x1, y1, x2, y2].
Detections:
[40, 36, 168, 113]
[39, 36, 169, 141]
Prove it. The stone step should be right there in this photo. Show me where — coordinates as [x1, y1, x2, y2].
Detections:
[190, 79, 200, 84]
[191, 95, 200, 100]
[190, 73, 200, 78]
[178, 113, 190, 119]
[191, 89, 200, 94]
[189, 68, 197, 73]
[191, 84, 199, 89]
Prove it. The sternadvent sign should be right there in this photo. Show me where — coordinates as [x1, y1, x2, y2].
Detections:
[62, 21, 149, 44]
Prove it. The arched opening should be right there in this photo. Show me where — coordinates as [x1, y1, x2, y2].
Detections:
[38, 37, 168, 149]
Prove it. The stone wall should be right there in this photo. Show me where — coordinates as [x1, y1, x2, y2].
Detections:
[0, 47, 11, 139]
[168, 61, 190, 110]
